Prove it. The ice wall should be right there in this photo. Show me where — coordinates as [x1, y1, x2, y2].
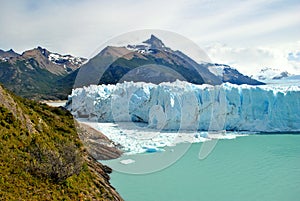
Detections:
[68, 81, 300, 132]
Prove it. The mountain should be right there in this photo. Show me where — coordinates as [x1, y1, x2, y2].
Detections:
[73, 35, 223, 88]
[207, 63, 264, 85]
[0, 84, 123, 200]
[22, 47, 86, 75]
[0, 47, 86, 100]
[73, 35, 263, 88]
[0, 49, 19, 59]
[0, 36, 263, 100]
[253, 67, 292, 81]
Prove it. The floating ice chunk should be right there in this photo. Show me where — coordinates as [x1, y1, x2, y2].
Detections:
[79, 121, 247, 155]
[120, 159, 135, 165]
[143, 147, 164, 153]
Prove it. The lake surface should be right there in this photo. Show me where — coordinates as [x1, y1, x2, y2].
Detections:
[105, 135, 300, 201]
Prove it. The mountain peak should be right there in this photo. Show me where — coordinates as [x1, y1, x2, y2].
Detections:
[36, 46, 50, 56]
[0, 48, 19, 58]
[22, 46, 48, 58]
[7, 49, 16, 53]
[143, 34, 165, 49]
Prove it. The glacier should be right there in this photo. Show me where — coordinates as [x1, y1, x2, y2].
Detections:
[68, 80, 300, 132]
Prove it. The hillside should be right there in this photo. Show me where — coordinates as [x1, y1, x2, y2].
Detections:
[0, 85, 123, 201]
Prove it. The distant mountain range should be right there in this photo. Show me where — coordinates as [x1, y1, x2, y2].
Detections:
[252, 67, 292, 81]
[74, 34, 264, 88]
[207, 63, 264, 85]
[0, 47, 86, 100]
[0, 35, 264, 100]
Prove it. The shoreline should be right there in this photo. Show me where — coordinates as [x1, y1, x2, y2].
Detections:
[75, 119, 300, 158]
[76, 121, 123, 160]
[78, 120, 250, 155]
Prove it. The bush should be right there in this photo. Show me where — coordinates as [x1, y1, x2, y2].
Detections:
[28, 139, 83, 183]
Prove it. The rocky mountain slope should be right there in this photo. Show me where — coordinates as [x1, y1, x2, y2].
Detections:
[0, 49, 19, 58]
[74, 35, 264, 88]
[0, 84, 123, 201]
[0, 47, 86, 100]
[75, 35, 221, 86]
[207, 63, 264, 85]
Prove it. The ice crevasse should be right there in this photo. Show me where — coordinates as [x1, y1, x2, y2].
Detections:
[68, 81, 300, 132]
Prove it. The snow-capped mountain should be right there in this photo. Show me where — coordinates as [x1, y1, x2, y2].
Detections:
[74, 34, 222, 88]
[74, 35, 263, 88]
[21, 46, 87, 74]
[253, 67, 292, 81]
[0, 47, 87, 75]
[48, 52, 86, 70]
[0, 47, 87, 99]
[126, 34, 168, 53]
[207, 63, 264, 85]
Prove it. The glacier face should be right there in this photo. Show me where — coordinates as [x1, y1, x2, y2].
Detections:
[68, 81, 300, 132]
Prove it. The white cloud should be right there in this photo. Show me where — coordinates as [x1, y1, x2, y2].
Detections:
[0, 0, 299, 64]
[205, 43, 300, 76]
[0, 0, 188, 57]
[288, 52, 300, 62]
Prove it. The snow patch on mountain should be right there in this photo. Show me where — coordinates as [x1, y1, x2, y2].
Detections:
[125, 34, 168, 54]
[208, 64, 233, 77]
[48, 53, 86, 66]
[1, 57, 8, 62]
[126, 43, 154, 54]
[207, 63, 264, 85]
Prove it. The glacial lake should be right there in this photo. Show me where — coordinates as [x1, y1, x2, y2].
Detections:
[103, 135, 300, 201]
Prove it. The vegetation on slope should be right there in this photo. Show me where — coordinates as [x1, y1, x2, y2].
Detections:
[0, 59, 74, 100]
[0, 85, 123, 201]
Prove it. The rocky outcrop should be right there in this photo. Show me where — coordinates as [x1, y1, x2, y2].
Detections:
[76, 122, 123, 160]
[84, 153, 124, 201]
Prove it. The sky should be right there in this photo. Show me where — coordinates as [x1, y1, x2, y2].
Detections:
[0, 0, 300, 75]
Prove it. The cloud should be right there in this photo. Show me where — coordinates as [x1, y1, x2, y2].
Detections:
[205, 43, 300, 76]
[201, 6, 300, 42]
[288, 52, 300, 62]
[0, 0, 188, 56]
[0, 0, 299, 61]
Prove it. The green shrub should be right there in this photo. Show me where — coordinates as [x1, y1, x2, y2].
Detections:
[28, 140, 83, 183]
[0, 86, 120, 200]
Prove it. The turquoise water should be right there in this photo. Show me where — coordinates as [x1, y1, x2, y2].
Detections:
[107, 135, 300, 201]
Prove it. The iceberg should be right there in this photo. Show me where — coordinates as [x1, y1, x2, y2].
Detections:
[69, 81, 300, 132]
[120, 159, 135, 165]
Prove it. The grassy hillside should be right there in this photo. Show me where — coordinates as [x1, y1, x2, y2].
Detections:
[0, 85, 123, 201]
